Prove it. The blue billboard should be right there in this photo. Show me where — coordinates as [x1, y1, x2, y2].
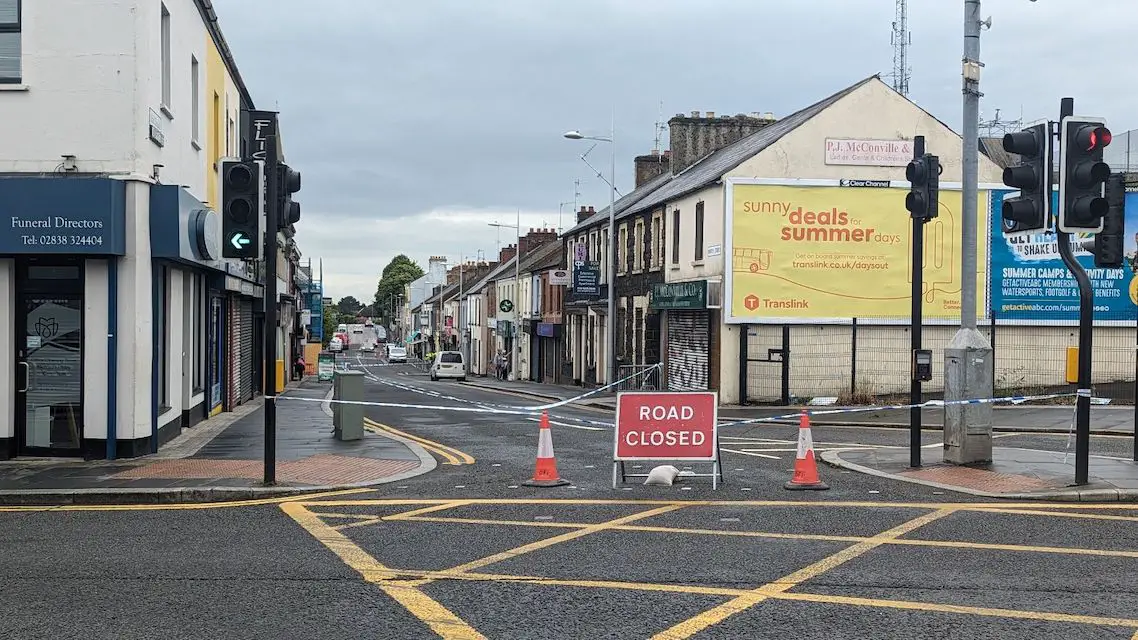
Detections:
[989, 190, 1138, 322]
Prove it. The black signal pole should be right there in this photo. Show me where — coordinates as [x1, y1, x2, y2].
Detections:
[250, 110, 280, 485]
[909, 136, 926, 468]
[1054, 97, 1093, 485]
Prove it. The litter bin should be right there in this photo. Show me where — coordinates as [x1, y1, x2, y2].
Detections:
[332, 369, 365, 441]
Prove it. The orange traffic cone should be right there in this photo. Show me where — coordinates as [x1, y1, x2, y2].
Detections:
[785, 412, 829, 491]
[523, 411, 570, 487]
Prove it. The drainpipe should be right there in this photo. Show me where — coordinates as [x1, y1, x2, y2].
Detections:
[106, 258, 118, 460]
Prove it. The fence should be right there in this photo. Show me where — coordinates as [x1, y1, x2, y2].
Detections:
[742, 307, 1138, 405]
[616, 364, 661, 392]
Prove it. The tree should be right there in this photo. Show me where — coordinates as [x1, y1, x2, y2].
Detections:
[322, 308, 341, 347]
[336, 296, 363, 316]
[374, 254, 425, 326]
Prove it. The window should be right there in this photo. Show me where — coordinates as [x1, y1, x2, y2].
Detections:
[0, 0, 21, 83]
[635, 219, 645, 272]
[160, 4, 171, 109]
[212, 92, 220, 165]
[190, 56, 200, 145]
[157, 266, 170, 410]
[618, 225, 627, 274]
[651, 215, 661, 269]
[671, 209, 680, 264]
[193, 274, 205, 392]
[695, 201, 705, 261]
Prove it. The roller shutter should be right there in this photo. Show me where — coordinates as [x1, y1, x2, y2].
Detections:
[666, 310, 709, 391]
[237, 299, 254, 403]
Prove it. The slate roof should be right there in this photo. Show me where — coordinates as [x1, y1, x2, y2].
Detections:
[622, 75, 877, 218]
[516, 240, 562, 274]
[980, 136, 1016, 169]
[466, 256, 517, 293]
[561, 170, 673, 236]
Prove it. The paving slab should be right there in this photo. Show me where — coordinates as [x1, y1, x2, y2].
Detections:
[0, 378, 436, 504]
[823, 446, 1138, 501]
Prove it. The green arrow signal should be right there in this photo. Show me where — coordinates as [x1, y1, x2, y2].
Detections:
[230, 233, 251, 250]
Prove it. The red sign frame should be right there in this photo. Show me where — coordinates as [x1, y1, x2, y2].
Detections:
[613, 391, 719, 462]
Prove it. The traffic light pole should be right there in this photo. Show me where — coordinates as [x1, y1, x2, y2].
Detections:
[1055, 96, 1092, 485]
[250, 110, 281, 486]
[909, 136, 926, 469]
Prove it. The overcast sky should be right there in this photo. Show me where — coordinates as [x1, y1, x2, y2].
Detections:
[212, 0, 1138, 304]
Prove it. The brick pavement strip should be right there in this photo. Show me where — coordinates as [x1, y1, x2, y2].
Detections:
[109, 454, 420, 486]
[899, 466, 1059, 493]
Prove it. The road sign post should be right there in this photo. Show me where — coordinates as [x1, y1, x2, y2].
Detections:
[612, 392, 721, 489]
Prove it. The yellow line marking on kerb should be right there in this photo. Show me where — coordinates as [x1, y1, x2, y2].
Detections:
[295, 497, 1138, 510]
[365, 418, 475, 465]
[651, 508, 957, 640]
[281, 501, 485, 639]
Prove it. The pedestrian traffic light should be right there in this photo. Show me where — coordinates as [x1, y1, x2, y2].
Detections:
[1092, 173, 1125, 268]
[277, 163, 302, 229]
[220, 160, 261, 259]
[1058, 117, 1112, 233]
[1000, 122, 1050, 235]
[905, 153, 939, 220]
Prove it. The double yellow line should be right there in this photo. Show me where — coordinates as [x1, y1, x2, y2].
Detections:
[364, 418, 475, 466]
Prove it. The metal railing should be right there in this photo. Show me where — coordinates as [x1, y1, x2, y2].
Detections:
[616, 364, 660, 392]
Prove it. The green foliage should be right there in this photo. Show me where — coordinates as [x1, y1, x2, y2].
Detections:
[336, 295, 363, 316]
[322, 308, 341, 346]
[374, 254, 425, 325]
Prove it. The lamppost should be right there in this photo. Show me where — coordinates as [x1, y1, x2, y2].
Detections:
[489, 214, 523, 380]
[564, 120, 617, 386]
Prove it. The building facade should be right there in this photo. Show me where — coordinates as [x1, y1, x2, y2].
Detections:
[0, 0, 288, 458]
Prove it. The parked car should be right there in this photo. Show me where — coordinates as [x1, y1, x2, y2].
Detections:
[327, 336, 344, 353]
[387, 344, 407, 363]
[430, 351, 465, 381]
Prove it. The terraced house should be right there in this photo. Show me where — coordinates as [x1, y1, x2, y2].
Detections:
[0, 0, 298, 459]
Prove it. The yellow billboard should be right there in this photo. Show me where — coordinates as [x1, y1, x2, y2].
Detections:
[726, 182, 988, 321]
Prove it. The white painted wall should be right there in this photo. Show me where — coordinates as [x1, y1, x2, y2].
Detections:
[117, 180, 154, 440]
[83, 260, 110, 440]
[0, 0, 212, 197]
[0, 260, 12, 441]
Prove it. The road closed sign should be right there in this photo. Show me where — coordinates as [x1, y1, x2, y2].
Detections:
[614, 392, 718, 461]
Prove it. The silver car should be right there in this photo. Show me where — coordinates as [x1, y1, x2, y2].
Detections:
[430, 351, 466, 381]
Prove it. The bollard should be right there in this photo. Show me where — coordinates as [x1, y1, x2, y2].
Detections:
[332, 369, 365, 441]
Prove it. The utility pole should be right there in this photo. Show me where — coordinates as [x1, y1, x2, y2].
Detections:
[943, 0, 993, 464]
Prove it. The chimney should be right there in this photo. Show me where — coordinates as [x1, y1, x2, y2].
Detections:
[519, 227, 558, 257]
[669, 111, 775, 174]
[634, 151, 671, 188]
[427, 255, 448, 284]
[577, 205, 596, 223]
[499, 243, 517, 264]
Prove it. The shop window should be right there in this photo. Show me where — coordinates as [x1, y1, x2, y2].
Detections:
[193, 274, 205, 393]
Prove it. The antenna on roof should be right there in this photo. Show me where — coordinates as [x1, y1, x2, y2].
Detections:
[653, 100, 667, 153]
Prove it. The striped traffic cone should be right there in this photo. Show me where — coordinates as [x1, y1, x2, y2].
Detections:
[785, 412, 829, 491]
[523, 410, 570, 487]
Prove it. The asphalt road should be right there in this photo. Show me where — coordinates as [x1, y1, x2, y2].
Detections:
[1, 353, 1137, 639]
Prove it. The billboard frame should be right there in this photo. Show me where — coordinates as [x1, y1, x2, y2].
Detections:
[723, 177, 1006, 326]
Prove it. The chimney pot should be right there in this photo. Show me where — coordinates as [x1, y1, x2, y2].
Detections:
[764, 112, 775, 119]
[705, 111, 715, 118]
[588, 206, 595, 212]
[691, 110, 700, 118]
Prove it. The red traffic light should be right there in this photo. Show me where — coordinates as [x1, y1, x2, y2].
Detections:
[1075, 125, 1112, 152]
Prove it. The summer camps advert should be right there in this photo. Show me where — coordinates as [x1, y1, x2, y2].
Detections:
[729, 184, 988, 320]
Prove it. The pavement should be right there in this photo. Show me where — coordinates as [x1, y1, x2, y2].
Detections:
[4, 360, 1138, 638]
[0, 376, 435, 504]
[459, 375, 1138, 434]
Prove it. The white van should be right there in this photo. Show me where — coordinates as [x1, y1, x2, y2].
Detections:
[430, 351, 465, 381]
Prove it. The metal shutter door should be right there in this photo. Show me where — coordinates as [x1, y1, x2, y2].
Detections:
[228, 299, 241, 407]
[666, 310, 709, 391]
[238, 299, 254, 402]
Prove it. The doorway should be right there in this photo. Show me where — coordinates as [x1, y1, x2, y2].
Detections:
[14, 258, 85, 456]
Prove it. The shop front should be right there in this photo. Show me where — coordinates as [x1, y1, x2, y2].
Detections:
[0, 177, 127, 459]
[652, 280, 717, 392]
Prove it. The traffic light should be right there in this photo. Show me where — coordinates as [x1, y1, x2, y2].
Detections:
[1093, 173, 1125, 268]
[277, 164, 302, 229]
[905, 153, 939, 220]
[220, 160, 261, 259]
[1000, 122, 1050, 234]
[1058, 117, 1112, 233]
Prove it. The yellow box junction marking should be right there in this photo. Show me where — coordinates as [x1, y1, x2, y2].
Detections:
[284, 498, 1138, 638]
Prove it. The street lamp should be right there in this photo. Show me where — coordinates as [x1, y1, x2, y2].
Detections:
[564, 121, 617, 387]
[489, 214, 523, 380]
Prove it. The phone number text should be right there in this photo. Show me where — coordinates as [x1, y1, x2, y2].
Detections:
[20, 235, 105, 247]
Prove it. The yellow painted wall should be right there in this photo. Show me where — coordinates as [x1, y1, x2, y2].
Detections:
[204, 36, 228, 209]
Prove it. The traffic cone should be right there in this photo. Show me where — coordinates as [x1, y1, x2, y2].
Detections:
[523, 411, 570, 487]
[785, 412, 829, 491]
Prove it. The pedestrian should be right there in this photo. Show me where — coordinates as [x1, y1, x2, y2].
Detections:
[294, 355, 306, 380]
